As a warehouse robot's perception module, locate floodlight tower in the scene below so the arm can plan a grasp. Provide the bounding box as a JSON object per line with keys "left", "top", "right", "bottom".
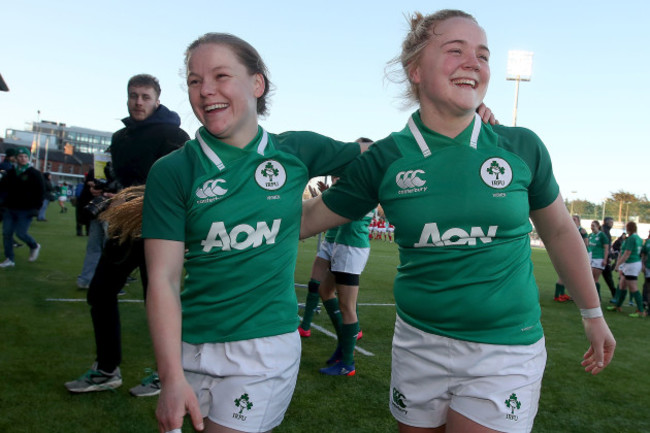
{"left": 506, "top": 50, "right": 534, "bottom": 126}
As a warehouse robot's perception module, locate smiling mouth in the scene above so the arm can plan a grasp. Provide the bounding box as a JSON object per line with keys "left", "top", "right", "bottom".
{"left": 452, "top": 79, "right": 477, "bottom": 89}
{"left": 206, "top": 103, "right": 229, "bottom": 112}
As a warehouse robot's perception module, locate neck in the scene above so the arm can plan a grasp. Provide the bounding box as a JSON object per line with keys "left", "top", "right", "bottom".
{"left": 419, "top": 104, "right": 476, "bottom": 138}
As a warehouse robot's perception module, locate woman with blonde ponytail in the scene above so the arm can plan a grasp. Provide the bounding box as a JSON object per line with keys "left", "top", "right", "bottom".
{"left": 301, "top": 9, "right": 616, "bottom": 433}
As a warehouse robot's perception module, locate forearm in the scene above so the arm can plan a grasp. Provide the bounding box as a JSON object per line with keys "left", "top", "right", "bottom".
{"left": 531, "top": 197, "right": 599, "bottom": 309}
{"left": 144, "top": 239, "right": 186, "bottom": 384}
{"left": 147, "top": 280, "right": 184, "bottom": 384}
{"left": 300, "top": 196, "right": 349, "bottom": 239}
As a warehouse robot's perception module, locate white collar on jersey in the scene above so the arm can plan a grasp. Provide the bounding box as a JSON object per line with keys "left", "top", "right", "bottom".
{"left": 195, "top": 128, "right": 269, "bottom": 171}
{"left": 408, "top": 112, "right": 482, "bottom": 158}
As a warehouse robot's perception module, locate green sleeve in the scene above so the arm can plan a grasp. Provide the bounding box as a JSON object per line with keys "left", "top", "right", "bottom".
{"left": 273, "top": 131, "right": 360, "bottom": 177}
{"left": 323, "top": 136, "right": 401, "bottom": 220}
{"left": 142, "top": 150, "right": 189, "bottom": 241}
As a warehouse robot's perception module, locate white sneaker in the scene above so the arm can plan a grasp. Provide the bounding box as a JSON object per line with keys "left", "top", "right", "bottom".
{"left": 28, "top": 244, "right": 41, "bottom": 262}
{"left": 0, "top": 258, "right": 16, "bottom": 268}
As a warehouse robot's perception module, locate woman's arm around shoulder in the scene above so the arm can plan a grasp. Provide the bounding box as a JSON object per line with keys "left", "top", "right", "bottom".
{"left": 145, "top": 238, "right": 204, "bottom": 432}
{"left": 530, "top": 195, "right": 615, "bottom": 375}
{"left": 301, "top": 196, "right": 350, "bottom": 240}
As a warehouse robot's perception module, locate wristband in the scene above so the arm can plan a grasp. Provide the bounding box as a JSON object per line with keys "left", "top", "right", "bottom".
{"left": 580, "top": 307, "right": 603, "bottom": 319}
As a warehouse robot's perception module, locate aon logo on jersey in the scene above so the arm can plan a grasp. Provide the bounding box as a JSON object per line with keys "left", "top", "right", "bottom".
{"left": 201, "top": 219, "right": 281, "bottom": 252}
{"left": 414, "top": 223, "right": 497, "bottom": 247}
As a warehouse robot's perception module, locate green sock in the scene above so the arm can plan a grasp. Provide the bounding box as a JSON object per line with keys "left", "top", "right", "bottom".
{"left": 301, "top": 291, "right": 321, "bottom": 330}
{"left": 633, "top": 291, "right": 644, "bottom": 312}
{"left": 555, "top": 283, "right": 565, "bottom": 297}
{"left": 616, "top": 290, "right": 627, "bottom": 308}
{"left": 612, "top": 288, "right": 621, "bottom": 302}
{"left": 595, "top": 282, "right": 601, "bottom": 299}
{"left": 323, "top": 298, "right": 343, "bottom": 340}
{"left": 341, "top": 322, "right": 360, "bottom": 365}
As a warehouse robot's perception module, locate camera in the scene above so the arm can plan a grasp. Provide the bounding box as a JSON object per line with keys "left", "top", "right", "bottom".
{"left": 83, "top": 195, "right": 112, "bottom": 219}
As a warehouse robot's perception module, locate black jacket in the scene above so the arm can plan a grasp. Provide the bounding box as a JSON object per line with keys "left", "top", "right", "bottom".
{"left": 109, "top": 104, "right": 189, "bottom": 188}
{"left": 0, "top": 166, "right": 45, "bottom": 210}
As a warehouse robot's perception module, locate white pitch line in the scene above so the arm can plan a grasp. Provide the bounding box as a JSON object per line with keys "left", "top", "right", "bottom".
{"left": 46, "top": 298, "right": 143, "bottom": 303}
{"left": 298, "top": 316, "right": 375, "bottom": 357}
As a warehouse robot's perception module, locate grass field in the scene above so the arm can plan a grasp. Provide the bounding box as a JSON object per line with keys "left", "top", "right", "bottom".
{"left": 1, "top": 206, "right": 648, "bottom": 433}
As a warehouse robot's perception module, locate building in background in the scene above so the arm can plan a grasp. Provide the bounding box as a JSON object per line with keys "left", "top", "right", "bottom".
{"left": 1, "top": 120, "right": 110, "bottom": 185}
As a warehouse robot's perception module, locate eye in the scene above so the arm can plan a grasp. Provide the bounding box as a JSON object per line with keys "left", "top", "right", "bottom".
{"left": 187, "top": 78, "right": 200, "bottom": 86}
{"left": 448, "top": 48, "right": 462, "bottom": 55}
{"left": 479, "top": 54, "right": 489, "bottom": 62}
{"left": 216, "top": 73, "right": 229, "bottom": 80}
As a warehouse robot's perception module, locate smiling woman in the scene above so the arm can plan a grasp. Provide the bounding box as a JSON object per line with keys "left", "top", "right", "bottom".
{"left": 299, "top": 9, "right": 616, "bottom": 433}
{"left": 139, "top": 32, "right": 367, "bottom": 433}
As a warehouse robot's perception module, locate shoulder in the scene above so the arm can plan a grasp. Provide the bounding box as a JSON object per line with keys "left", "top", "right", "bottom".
{"left": 490, "top": 124, "right": 546, "bottom": 153}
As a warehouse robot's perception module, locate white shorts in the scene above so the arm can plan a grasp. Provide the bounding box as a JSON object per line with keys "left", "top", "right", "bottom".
{"left": 316, "top": 239, "right": 335, "bottom": 262}
{"left": 58, "top": 196, "right": 67, "bottom": 202}
{"left": 621, "top": 261, "right": 642, "bottom": 279}
{"left": 590, "top": 257, "right": 607, "bottom": 270}
{"left": 182, "top": 331, "right": 301, "bottom": 432}
{"left": 390, "top": 316, "right": 546, "bottom": 433}
{"left": 330, "top": 244, "right": 370, "bottom": 275}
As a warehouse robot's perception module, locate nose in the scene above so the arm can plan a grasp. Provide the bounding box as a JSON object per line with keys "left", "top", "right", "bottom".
{"left": 200, "top": 79, "right": 216, "bottom": 97}
{"left": 463, "top": 53, "right": 481, "bottom": 71}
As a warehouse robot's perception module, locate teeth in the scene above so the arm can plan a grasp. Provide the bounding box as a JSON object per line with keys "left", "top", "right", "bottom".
{"left": 206, "top": 103, "right": 228, "bottom": 111}
{"left": 452, "top": 79, "right": 476, "bottom": 88}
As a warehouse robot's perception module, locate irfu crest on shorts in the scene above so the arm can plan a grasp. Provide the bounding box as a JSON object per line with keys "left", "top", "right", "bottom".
{"left": 233, "top": 393, "right": 254, "bottom": 421}
{"left": 504, "top": 392, "right": 521, "bottom": 421}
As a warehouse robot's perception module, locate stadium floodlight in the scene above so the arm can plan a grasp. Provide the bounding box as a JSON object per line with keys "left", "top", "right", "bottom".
{"left": 506, "top": 50, "right": 534, "bottom": 126}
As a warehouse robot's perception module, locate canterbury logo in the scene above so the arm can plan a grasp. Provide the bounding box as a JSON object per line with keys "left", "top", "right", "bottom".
{"left": 196, "top": 179, "right": 228, "bottom": 199}
{"left": 396, "top": 170, "right": 426, "bottom": 189}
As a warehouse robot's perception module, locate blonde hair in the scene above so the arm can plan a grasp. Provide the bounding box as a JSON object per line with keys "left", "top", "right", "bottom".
{"left": 387, "top": 10, "right": 477, "bottom": 105}
{"left": 99, "top": 185, "right": 146, "bottom": 244}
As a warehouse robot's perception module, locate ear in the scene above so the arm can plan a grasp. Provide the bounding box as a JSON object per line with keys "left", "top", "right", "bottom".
{"left": 409, "top": 62, "right": 421, "bottom": 85}
{"left": 156, "top": 99, "right": 161, "bottom": 108}
{"left": 253, "top": 73, "right": 265, "bottom": 98}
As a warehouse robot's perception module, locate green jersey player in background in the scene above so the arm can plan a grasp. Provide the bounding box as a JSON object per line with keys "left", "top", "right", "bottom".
{"left": 141, "top": 33, "right": 369, "bottom": 433}
{"left": 588, "top": 220, "right": 609, "bottom": 299}
{"left": 641, "top": 234, "right": 650, "bottom": 314}
{"left": 301, "top": 9, "right": 615, "bottom": 433}
{"left": 609, "top": 221, "right": 645, "bottom": 317}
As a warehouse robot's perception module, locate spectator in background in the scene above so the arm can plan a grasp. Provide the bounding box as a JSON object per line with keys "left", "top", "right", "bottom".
{"left": 37, "top": 172, "right": 56, "bottom": 222}
{"left": 76, "top": 169, "right": 109, "bottom": 289}
{"left": 0, "top": 148, "right": 45, "bottom": 268}
{"left": 64, "top": 73, "right": 189, "bottom": 397}
{"left": 0, "top": 148, "right": 17, "bottom": 223}
{"left": 75, "top": 172, "right": 96, "bottom": 236}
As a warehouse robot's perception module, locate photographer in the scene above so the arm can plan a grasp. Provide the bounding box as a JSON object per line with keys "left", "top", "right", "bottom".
{"left": 76, "top": 168, "right": 118, "bottom": 289}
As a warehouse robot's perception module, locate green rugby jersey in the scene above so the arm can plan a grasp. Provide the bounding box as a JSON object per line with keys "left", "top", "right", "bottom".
{"left": 642, "top": 240, "right": 650, "bottom": 267}
{"left": 334, "top": 212, "right": 373, "bottom": 248}
{"left": 142, "top": 127, "right": 359, "bottom": 344}
{"left": 623, "top": 233, "right": 643, "bottom": 263}
{"left": 588, "top": 231, "right": 609, "bottom": 259}
{"left": 324, "top": 227, "right": 339, "bottom": 243}
{"left": 322, "top": 111, "right": 559, "bottom": 345}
